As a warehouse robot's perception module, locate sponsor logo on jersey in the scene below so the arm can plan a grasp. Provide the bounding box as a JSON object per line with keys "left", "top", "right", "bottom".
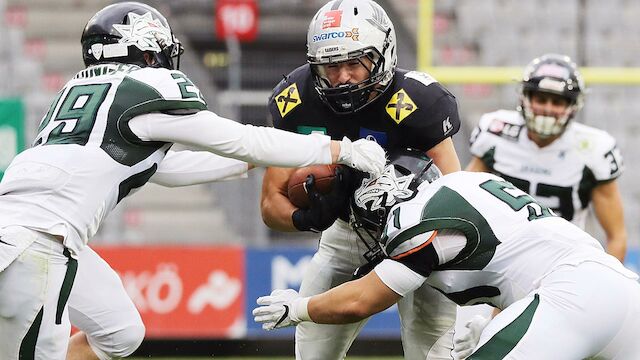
{"left": 359, "top": 128, "right": 388, "bottom": 146}
{"left": 442, "top": 116, "right": 453, "bottom": 135}
{"left": 385, "top": 89, "right": 418, "bottom": 124}
{"left": 488, "top": 119, "right": 521, "bottom": 140}
{"left": 296, "top": 126, "right": 327, "bottom": 135}
{"left": 322, "top": 10, "right": 343, "bottom": 29}
{"left": 275, "top": 83, "right": 302, "bottom": 118}
{"left": 312, "top": 28, "right": 359, "bottom": 42}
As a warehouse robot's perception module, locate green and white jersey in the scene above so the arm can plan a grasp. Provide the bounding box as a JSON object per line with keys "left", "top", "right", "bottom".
{"left": 469, "top": 110, "right": 623, "bottom": 229}
{"left": 0, "top": 64, "right": 207, "bottom": 255}
{"left": 375, "top": 171, "right": 635, "bottom": 310}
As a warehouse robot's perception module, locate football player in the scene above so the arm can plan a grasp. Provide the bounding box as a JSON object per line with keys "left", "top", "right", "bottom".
{"left": 254, "top": 150, "right": 640, "bottom": 359}
{"left": 260, "top": 0, "right": 461, "bottom": 358}
{"left": 0, "top": 2, "right": 387, "bottom": 359}
{"left": 467, "top": 54, "right": 627, "bottom": 261}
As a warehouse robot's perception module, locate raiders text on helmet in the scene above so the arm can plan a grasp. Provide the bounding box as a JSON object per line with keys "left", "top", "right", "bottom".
{"left": 307, "top": 0, "right": 397, "bottom": 114}
{"left": 81, "top": 2, "right": 183, "bottom": 70}
{"left": 519, "top": 54, "right": 585, "bottom": 138}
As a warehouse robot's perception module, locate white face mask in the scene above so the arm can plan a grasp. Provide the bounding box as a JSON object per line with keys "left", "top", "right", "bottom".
{"left": 521, "top": 96, "right": 575, "bottom": 139}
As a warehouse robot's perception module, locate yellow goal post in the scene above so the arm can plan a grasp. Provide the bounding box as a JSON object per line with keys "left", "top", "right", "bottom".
{"left": 417, "top": 0, "right": 640, "bottom": 85}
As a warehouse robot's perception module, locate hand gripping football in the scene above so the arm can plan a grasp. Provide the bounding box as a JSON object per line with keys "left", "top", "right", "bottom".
{"left": 287, "top": 165, "right": 340, "bottom": 209}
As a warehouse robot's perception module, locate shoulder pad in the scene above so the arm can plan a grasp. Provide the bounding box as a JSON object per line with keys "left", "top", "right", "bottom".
{"left": 269, "top": 65, "right": 311, "bottom": 121}
{"left": 570, "top": 124, "right": 623, "bottom": 180}
{"left": 479, "top": 110, "right": 523, "bottom": 141}
{"left": 380, "top": 202, "right": 436, "bottom": 259}
{"left": 127, "top": 68, "right": 207, "bottom": 106}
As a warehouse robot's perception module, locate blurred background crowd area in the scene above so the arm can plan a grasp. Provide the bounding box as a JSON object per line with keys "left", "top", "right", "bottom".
{"left": 0, "top": 0, "right": 639, "bottom": 250}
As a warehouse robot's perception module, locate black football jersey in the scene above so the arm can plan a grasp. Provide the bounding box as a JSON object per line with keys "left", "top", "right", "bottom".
{"left": 268, "top": 64, "right": 460, "bottom": 153}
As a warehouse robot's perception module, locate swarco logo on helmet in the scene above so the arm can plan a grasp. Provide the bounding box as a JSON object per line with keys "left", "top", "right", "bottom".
{"left": 307, "top": 0, "right": 397, "bottom": 114}
{"left": 312, "top": 28, "right": 360, "bottom": 43}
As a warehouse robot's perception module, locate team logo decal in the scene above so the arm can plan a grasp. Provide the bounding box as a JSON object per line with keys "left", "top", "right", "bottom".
{"left": 275, "top": 83, "right": 302, "bottom": 118}
{"left": 322, "top": 10, "right": 343, "bottom": 29}
{"left": 385, "top": 89, "right": 417, "bottom": 124}
{"left": 113, "top": 11, "right": 173, "bottom": 52}
{"left": 312, "top": 28, "right": 359, "bottom": 43}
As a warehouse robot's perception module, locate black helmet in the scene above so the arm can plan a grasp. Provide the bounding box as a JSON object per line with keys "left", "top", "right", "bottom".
{"left": 81, "top": 2, "right": 183, "bottom": 70}
{"left": 519, "top": 54, "right": 584, "bottom": 138}
{"left": 351, "top": 148, "right": 441, "bottom": 240}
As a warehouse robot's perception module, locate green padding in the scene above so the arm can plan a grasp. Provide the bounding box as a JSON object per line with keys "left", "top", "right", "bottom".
{"left": 0, "top": 98, "right": 25, "bottom": 181}
{"left": 470, "top": 293, "right": 540, "bottom": 359}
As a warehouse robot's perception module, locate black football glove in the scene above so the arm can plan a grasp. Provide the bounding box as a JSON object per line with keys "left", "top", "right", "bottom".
{"left": 292, "top": 166, "right": 352, "bottom": 232}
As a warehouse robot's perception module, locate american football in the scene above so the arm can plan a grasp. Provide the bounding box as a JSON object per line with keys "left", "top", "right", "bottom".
{"left": 287, "top": 164, "right": 341, "bottom": 208}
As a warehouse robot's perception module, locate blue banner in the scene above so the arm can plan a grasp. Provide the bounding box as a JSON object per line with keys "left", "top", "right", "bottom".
{"left": 245, "top": 247, "right": 401, "bottom": 338}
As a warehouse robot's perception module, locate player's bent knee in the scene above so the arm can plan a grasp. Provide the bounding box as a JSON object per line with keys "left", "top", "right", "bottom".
{"left": 88, "top": 322, "right": 146, "bottom": 360}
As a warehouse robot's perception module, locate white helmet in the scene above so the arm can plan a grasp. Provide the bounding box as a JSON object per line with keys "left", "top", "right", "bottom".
{"left": 307, "top": 0, "right": 397, "bottom": 114}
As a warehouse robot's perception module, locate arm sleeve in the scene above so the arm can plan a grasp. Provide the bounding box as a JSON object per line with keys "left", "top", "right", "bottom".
{"left": 149, "top": 150, "right": 249, "bottom": 187}
{"left": 374, "top": 259, "right": 427, "bottom": 297}
{"left": 128, "top": 111, "right": 333, "bottom": 168}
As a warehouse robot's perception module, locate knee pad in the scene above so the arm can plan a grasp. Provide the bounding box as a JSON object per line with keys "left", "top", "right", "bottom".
{"left": 87, "top": 322, "right": 146, "bottom": 360}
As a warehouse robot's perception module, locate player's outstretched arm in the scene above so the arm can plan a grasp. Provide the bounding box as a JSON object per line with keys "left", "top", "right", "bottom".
{"left": 150, "top": 150, "right": 253, "bottom": 187}
{"left": 253, "top": 270, "right": 401, "bottom": 330}
{"left": 592, "top": 180, "right": 627, "bottom": 262}
{"left": 127, "top": 111, "right": 385, "bottom": 173}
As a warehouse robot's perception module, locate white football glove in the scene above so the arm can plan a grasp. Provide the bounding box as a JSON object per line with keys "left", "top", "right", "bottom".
{"left": 452, "top": 315, "right": 491, "bottom": 360}
{"left": 337, "top": 137, "right": 386, "bottom": 176}
{"left": 252, "top": 289, "right": 310, "bottom": 330}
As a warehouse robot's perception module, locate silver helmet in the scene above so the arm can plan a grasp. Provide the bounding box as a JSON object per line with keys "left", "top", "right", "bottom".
{"left": 307, "top": 0, "right": 397, "bottom": 114}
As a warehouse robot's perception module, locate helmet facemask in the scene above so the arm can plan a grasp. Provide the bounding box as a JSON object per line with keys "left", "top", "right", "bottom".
{"left": 518, "top": 54, "right": 584, "bottom": 139}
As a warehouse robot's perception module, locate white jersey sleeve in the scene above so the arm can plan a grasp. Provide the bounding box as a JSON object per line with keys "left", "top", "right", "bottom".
{"left": 577, "top": 125, "right": 624, "bottom": 182}
{"left": 374, "top": 259, "right": 426, "bottom": 297}
{"left": 149, "top": 150, "right": 249, "bottom": 187}
{"left": 469, "top": 110, "right": 518, "bottom": 159}
{"left": 128, "top": 111, "right": 333, "bottom": 167}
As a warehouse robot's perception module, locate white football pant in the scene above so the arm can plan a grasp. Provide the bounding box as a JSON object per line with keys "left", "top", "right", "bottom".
{"left": 0, "top": 226, "right": 72, "bottom": 360}
{"left": 69, "top": 247, "right": 145, "bottom": 359}
{"left": 471, "top": 262, "right": 640, "bottom": 359}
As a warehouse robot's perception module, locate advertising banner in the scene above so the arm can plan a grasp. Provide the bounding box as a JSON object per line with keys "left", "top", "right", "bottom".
{"left": 245, "top": 247, "right": 401, "bottom": 338}
{"left": 96, "top": 246, "right": 246, "bottom": 338}
{"left": 0, "top": 98, "right": 25, "bottom": 181}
